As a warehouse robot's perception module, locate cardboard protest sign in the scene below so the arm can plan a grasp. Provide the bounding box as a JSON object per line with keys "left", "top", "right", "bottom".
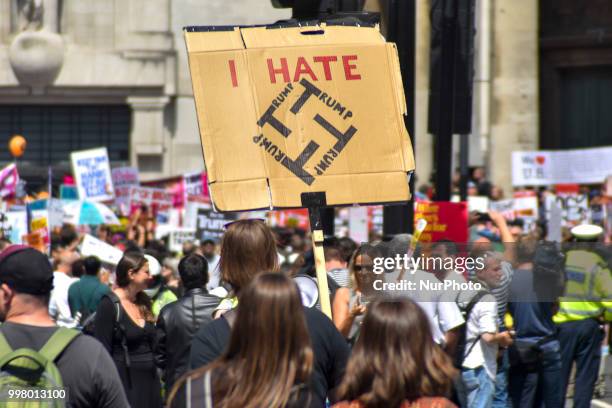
{"left": 195, "top": 208, "right": 238, "bottom": 241}
{"left": 184, "top": 25, "right": 415, "bottom": 211}
{"left": 71, "top": 147, "right": 114, "bottom": 202}
{"left": 128, "top": 186, "right": 173, "bottom": 216}
{"left": 112, "top": 167, "right": 140, "bottom": 215}
{"left": 414, "top": 201, "right": 468, "bottom": 243}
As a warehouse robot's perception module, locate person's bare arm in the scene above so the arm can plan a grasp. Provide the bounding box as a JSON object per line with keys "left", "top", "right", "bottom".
{"left": 444, "top": 326, "right": 461, "bottom": 357}
{"left": 482, "top": 330, "right": 513, "bottom": 347}
{"left": 489, "top": 210, "right": 515, "bottom": 264}
{"left": 332, "top": 288, "right": 364, "bottom": 338}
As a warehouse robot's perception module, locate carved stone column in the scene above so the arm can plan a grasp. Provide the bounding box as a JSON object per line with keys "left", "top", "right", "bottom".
{"left": 127, "top": 96, "right": 170, "bottom": 179}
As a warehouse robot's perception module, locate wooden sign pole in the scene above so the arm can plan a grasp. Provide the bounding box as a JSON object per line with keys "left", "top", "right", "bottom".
{"left": 303, "top": 192, "right": 332, "bottom": 318}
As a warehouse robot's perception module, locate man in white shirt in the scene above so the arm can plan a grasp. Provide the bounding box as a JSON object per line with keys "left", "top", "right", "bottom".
{"left": 460, "top": 253, "right": 513, "bottom": 408}
{"left": 200, "top": 238, "right": 221, "bottom": 291}
{"left": 384, "top": 235, "right": 465, "bottom": 350}
{"left": 49, "top": 230, "right": 80, "bottom": 328}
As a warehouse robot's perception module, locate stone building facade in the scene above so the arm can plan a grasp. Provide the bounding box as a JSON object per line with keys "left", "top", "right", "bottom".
{"left": 2, "top": 0, "right": 609, "bottom": 196}
{"left": 0, "top": 0, "right": 288, "bottom": 187}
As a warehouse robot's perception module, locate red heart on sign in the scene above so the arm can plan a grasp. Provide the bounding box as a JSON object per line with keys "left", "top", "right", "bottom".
{"left": 536, "top": 155, "right": 545, "bottom": 165}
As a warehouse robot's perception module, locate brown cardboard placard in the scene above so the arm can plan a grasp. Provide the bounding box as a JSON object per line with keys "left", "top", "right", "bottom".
{"left": 185, "top": 24, "right": 415, "bottom": 212}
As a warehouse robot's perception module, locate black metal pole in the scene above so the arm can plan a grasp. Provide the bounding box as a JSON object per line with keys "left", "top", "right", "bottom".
{"left": 433, "top": 0, "right": 457, "bottom": 202}
{"left": 383, "top": 0, "right": 416, "bottom": 240}
{"left": 459, "top": 133, "right": 469, "bottom": 201}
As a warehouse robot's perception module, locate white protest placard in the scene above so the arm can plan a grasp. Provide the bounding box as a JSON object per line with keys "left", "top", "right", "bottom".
{"left": 512, "top": 146, "right": 612, "bottom": 186}
{"left": 547, "top": 200, "right": 563, "bottom": 242}
{"left": 489, "top": 199, "right": 515, "bottom": 220}
{"left": 80, "top": 234, "right": 124, "bottom": 265}
{"left": 184, "top": 171, "right": 208, "bottom": 198}
{"left": 545, "top": 193, "right": 589, "bottom": 227}
{"left": 112, "top": 167, "right": 139, "bottom": 215}
{"left": 451, "top": 195, "right": 489, "bottom": 213}
{"left": 0, "top": 210, "right": 27, "bottom": 244}
{"left": 47, "top": 198, "right": 65, "bottom": 229}
{"left": 169, "top": 228, "right": 196, "bottom": 253}
{"left": 71, "top": 147, "right": 114, "bottom": 202}
{"left": 348, "top": 207, "right": 368, "bottom": 243}
{"left": 128, "top": 186, "right": 173, "bottom": 215}
{"left": 184, "top": 201, "right": 213, "bottom": 229}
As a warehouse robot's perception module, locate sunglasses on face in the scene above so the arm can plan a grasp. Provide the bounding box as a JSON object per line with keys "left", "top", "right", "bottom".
{"left": 353, "top": 264, "right": 374, "bottom": 273}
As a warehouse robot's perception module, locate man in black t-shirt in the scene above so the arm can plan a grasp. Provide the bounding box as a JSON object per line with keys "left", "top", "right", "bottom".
{"left": 0, "top": 245, "right": 129, "bottom": 408}
{"left": 189, "top": 305, "right": 349, "bottom": 407}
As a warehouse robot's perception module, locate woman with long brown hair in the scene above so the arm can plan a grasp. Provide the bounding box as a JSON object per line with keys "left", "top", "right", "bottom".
{"left": 94, "top": 251, "right": 162, "bottom": 408}
{"left": 170, "top": 273, "right": 314, "bottom": 408}
{"left": 213, "top": 218, "right": 279, "bottom": 314}
{"left": 189, "top": 219, "right": 349, "bottom": 407}
{"left": 334, "top": 299, "right": 457, "bottom": 408}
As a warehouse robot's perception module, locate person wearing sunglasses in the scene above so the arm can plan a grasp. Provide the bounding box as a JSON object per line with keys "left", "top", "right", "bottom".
{"left": 332, "top": 244, "right": 382, "bottom": 345}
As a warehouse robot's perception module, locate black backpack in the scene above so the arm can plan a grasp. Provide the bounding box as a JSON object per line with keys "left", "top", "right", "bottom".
{"left": 453, "top": 290, "right": 489, "bottom": 368}
{"left": 533, "top": 241, "right": 566, "bottom": 300}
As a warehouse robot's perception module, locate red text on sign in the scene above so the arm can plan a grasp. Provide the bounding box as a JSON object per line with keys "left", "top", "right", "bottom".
{"left": 266, "top": 55, "right": 361, "bottom": 83}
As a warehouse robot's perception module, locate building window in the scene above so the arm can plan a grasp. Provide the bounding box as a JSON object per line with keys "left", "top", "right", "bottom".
{"left": 0, "top": 104, "right": 130, "bottom": 165}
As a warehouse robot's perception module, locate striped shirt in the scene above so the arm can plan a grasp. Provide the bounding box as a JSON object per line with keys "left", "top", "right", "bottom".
{"left": 328, "top": 268, "right": 351, "bottom": 288}
{"left": 469, "top": 261, "right": 514, "bottom": 329}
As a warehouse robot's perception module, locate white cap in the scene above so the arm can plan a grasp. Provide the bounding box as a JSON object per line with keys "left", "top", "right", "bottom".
{"left": 144, "top": 254, "right": 161, "bottom": 276}
{"left": 570, "top": 224, "right": 604, "bottom": 240}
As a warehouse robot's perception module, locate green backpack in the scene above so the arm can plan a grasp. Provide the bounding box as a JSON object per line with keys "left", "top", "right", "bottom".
{"left": 0, "top": 328, "right": 79, "bottom": 408}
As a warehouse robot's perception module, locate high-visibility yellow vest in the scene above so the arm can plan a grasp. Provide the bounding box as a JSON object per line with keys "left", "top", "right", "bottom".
{"left": 152, "top": 289, "right": 178, "bottom": 317}
{"left": 554, "top": 249, "right": 612, "bottom": 324}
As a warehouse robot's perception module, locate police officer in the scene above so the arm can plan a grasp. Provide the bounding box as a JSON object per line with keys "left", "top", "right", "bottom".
{"left": 143, "top": 254, "right": 178, "bottom": 317}
{"left": 554, "top": 224, "right": 612, "bottom": 408}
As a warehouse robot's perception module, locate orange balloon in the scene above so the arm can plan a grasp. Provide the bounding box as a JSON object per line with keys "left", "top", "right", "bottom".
{"left": 9, "top": 135, "right": 26, "bottom": 158}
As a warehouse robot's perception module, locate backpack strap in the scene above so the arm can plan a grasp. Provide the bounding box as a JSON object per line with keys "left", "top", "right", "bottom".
{"left": 462, "top": 290, "right": 491, "bottom": 359}
{"left": 105, "top": 292, "right": 132, "bottom": 386}
{"left": 38, "top": 328, "right": 80, "bottom": 363}
{"left": 105, "top": 292, "right": 122, "bottom": 322}
{"left": 0, "top": 331, "right": 13, "bottom": 357}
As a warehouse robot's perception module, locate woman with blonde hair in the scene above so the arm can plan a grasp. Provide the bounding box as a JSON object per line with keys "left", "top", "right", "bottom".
{"left": 170, "top": 273, "right": 314, "bottom": 408}
{"left": 332, "top": 244, "right": 382, "bottom": 343}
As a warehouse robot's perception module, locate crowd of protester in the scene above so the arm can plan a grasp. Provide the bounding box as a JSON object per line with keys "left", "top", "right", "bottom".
{"left": 0, "top": 194, "right": 610, "bottom": 408}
